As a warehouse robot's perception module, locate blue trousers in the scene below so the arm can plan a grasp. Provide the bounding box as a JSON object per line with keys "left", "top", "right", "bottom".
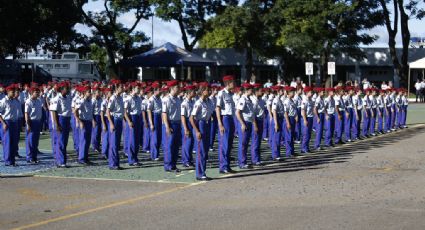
{"left": 335, "top": 111, "right": 345, "bottom": 143}
{"left": 54, "top": 116, "right": 70, "bottom": 165}
{"left": 209, "top": 112, "right": 218, "bottom": 149}
{"left": 362, "top": 110, "right": 371, "bottom": 136}
{"left": 91, "top": 115, "right": 101, "bottom": 152}
{"left": 2, "top": 120, "right": 18, "bottom": 165}
{"left": 237, "top": 121, "right": 252, "bottom": 167}
{"left": 395, "top": 108, "right": 402, "bottom": 128}
{"left": 181, "top": 118, "right": 194, "bottom": 165}
{"left": 195, "top": 120, "right": 210, "bottom": 178}
{"left": 108, "top": 117, "right": 123, "bottom": 168}
{"left": 78, "top": 120, "right": 92, "bottom": 163}
{"left": 262, "top": 112, "right": 269, "bottom": 140}
{"left": 345, "top": 108, "right": 354, "bottom": 140}
{"left": 150, "top": 113, "right": 162, "bottom": 160}
{"left": 163, "top": 122, "right": 181, "bottom": 171}
{"left": 352, "top": 110, "right": 362, "bottom": 138}
{"left": 123, "top": 120, "right": 129, "bottom": 155}
{"left": 401, "top": 105, "right": 408, "bottom": 126}
{"left": 370, "top": 108, "right": 377, "bottom": 134}
{"left": 385, "top": 107, "right": 392, "bottom": 131}
{"left": 314, "top": 113, "right": 325, "bottom": 149}
{"left": 251, "top": 119, "right": 263, "bottom": 164}
{"left": 301, "top": 117, "right": 313, "bottom": 152}
{"left": 284, "top": 116, "right": 296, "bottom": 156}
{"left": 128, "top": 115, "right": 141, "bottom": 164}
{"left": 26, "top": 120, "right": 41, "bottom": 162}
{"left": 268, "top": 116, "right": 273, "bottom": 148}
{"left": 101, "top": 117, "right": 109, "bottom": 158}
{"left": 218, "top": 115, "right": 234, "bottom": 171}
{"left": 142, "top": 124, "right": 150, "bottom": 152}
{"left": 325, "top": 114, "right": 335, "bottom": 146}
{"left": 71, "top": 115, "right": 79, "bottom": 153}
{"left": 294, "top": 108, "right": 302, "bottom": 142}
{"left": 390, "top": 105, "right": 396, "bottom": 129}
{"left": 271, "top": 117, "right": 284, "bottom": 159}
{"left": 377, "top": 108, "right": 384, "bottom": 132}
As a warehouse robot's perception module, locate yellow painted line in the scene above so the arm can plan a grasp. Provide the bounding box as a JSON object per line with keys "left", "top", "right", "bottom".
{"left": 33, "top": 175, "right": 193, "bottom": 185}
{"left": 11, "top": 182, "right": 202, "bottom": 230}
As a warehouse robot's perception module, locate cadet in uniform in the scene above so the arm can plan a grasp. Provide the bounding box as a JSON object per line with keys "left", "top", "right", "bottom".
{"left": 376, "top": 89, "right": 385, "bottom": 134}
{"left": 324, "top": 88, "right": 336, "bottom": 147}
{"left": 124, "top": 82, "right": 143, "bottom": 166}
{"left": 147, "top": 82, "right": 162, "bottom": 161}
{"left": 162, "top": 80, "right": 182, "bottom": 172}
{"left": 91, "top": 86, "right": 102, "bottom": 153}
{"left": 25, "top": 87, "right": 43, "bottom": 164}
{"left": 343, "top": 87, "right": 354, "bottom": 142}
{"left": 362, "top": 89, "right": 372, "bottom": 137}
{"left": 271, "top": 86, "right": 284, "bottom": 160}
{"left": 369, "top": 89, "right": 378, "bottom": 136}
{"left": 216, "top": 75, "right": 236, "bottom": 174}
{"left": 74, "top": 86, "right": 95, "bottom": 165}
{"left": 100, "top": 88, "right": 112, "bottom": 159}
{"left": 334, "top": 86, "right": 346, "bottom": 144}
{"left": 106, "top": 82, "right": 124, "bottom": 170}
{"left": 251, "top": 85, "right": 266, "bottom": 166}
{"left": 352, "top": 87, "right": 363, "bottom": 140}
{"left": 50, "top": 82, "right": 72, "bottom": 168}
{"left": 141, "top": 87, "right": 151, "bottom": 153}
{"left": 283, "top": 86, "right": 298, "bottom": 157}
{"left": 0, "top": 85, "right": 20, "bottom": 166}
{"left": 181, "top": 85, "right": 196, "bottom": 167}
{"left": 190, "top": 82, "right": 214, "bottom": 181}
{"left": 300, "top": 86, "right": 314, "bottom": 153}
{"left": 313, "top": 87, "right": 325, "bottom": 150}
{"left": 236, "top": 83, "right": 255, "bottom": 169}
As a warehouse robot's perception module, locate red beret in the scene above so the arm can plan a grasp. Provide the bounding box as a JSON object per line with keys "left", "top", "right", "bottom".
{"left": 252, "top": 83, "right": 262, "bottom": 89}
{"left": 241, "top": 83, "right": 253, "bottom": 89}
{"left": 197, "top": 82, "right": 210, "bottom": 88}
{"left": 325, "top": 88, "right": 335, "bottom": 92}
{"left": 166, "top": 80, "right": 179, "bottom": 87}
{"left": 103, "top": 88, "right": 112, "bottom": 92}
{"left": 303, "top": 86, "right": 313, "bottom": 92}
{"left": 184, "top": 85, "right": 197, "bottom": 90}
{"left": 285, "top": 86, "right": 296, "bottom": 91}
{"left": 151, "top": 82, "right": 160, "bottom": 89}
{"left": 335, "top": 86, "right": 344, "bottom": 91}
{"left": 5, "top": 85, "right": 16, "bottom": 91}
{"left": 160, "top": 86, "right": 169, "bottom": 92}
{"left": 222, "top": 75, "right": 234, "bottom": 82}
{"left": 29, "top": 87, "right": 40, "bottom": 92}
{"left": 144, "top": 87, "right": 152, "bottom": 93}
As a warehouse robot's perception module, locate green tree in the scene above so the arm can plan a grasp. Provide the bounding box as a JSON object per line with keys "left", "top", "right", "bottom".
{"left": 0, "top": 0, "right": 82, "bottom": 58}
{"left": 378, "top": 0, "right": 425, "bottom": 87}
{"left": 153, "top": 0, "right": 238, "bottom": 51}
{"left": 75, "top": 0, "right": 152, "bottom": 79}
{"left": 274, "top": 0, "right": 383, "bottom": 85}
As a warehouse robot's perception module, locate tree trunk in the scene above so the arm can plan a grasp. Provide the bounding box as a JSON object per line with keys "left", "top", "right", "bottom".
{"left": 245, "top": 45, "right": 253, "bottom": 83}
{"left": 398, "top": 0, "right": 410, "bottom": 86}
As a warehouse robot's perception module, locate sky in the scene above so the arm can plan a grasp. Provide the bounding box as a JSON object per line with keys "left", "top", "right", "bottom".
{"left": 74, "top": 1, "right": 425, "bottom": 49}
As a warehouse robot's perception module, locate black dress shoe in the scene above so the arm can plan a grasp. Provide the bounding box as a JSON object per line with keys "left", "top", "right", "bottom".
{"left": 219, "top": 170, "right": 229, "bottom": 174}
{"left": 182, "top": 163, "right": 191, "bottom": 168}
{"left": 16, "top": 155, "right": 24, "bottom": 159}
{"left": 129, "top": 162, "right": 142, "bottom": 167}
{"left": 174, "top": 168, "right": 181, "bottom": 173}
{"left": 109, "top": 166, "right": 122, "bottom": 170}
{"left": 57, "top": 164, "right": 67, "bottom": 168}
{"left": 27, "top": 160, "right": 39, "bottom": 164}
{"left": 196, "top": 176, "right": 211, "bottom": 181}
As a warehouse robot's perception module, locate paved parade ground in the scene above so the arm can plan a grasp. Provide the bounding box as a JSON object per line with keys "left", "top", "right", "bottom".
{"left": 1, "top": 104, "right": 425, "bottom": 229}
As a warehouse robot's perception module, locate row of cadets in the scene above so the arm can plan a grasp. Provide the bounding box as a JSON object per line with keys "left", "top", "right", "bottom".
{"left": 106, "top": 81, "right": 124, "bottom": 170}
{"left": 300, "top": 86, "right": 314, "bottom": 153}
{"left": 91, "top": 86, "right": 102, "bottom": 153}
{"left": 251, "top": 85, "right": 267, "bottom": 166}
{"left": 270, "top": 85, "right": 285, "bottom": 160}
{"left": 313, "top": 87, "right": 326, "bottom": 150}
{"left": 190, "top": 82, "right": 215, "bottom": 181}
{"left": 100, "top": 88, "right": 112, "bottom": 159}
{"left": 141, "top": 86, "right": 152, "bottom": 153}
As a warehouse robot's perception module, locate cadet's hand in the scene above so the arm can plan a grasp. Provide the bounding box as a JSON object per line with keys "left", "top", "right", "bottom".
{"left": 219, "top": 124, "right": 225, "bottom": 134}
{"left": 128, "top": 121, "right": 134, "bottom": 128}
{"left": 196, "top": 131, "right": 202, "bottom": 140}
{"left": 110, "top": 124, "right": 115, "bottom": 132}
{"left": 56, "top": 125, "right": 62, "bottom": 132}
{"left": 144, "top": 123, "right": 149, "bottom": 129}
{"left": 286, "top": 123, "right": 291, "bottom": 130}
{"left": 254, "top": 126, "right": 258, "bottom": 133}
{"left": 304, "top": 120, "right": 308, "bottom": 127}
{"left": 150, "top": 125, "right": 155, "bottom": 131}
{"left": 79, "top": 121, "right": 84, "bottom": 129}
{"left": 338, "top": 115, "right": 342, "bottom": 120}
{"left": 26, "top": 124, "right": 31, "bottom": 133}
{"left": 166, "top": 127, "right": 173, "bottom": 135}
{"left": 102, "top": 125, "right": 107, "bottom": 132}
{"left": 184, "top": 129, "right": 190, "bottom": 137}
{"left": 346, "top": 112, "right": 349, "bottom": 118}
{"left": 317, "top": 118, "right": 321, "bottom": 124}
{"left": 241, "top": 124, "right": 247, "bottom": 132}
{"left": 2, "top": 124, "right": 7, "bottom": 132}
{"left": 92, "top": 121, "right": 96, "bottom": 127}
{"left": 325, "top": 115, "right": 329, "bottom": 121}
{"left": 275, "top": 124, "right": 279, "bottom": 132}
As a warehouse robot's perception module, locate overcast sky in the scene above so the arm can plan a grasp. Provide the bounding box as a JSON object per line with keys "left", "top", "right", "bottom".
{"left": 74, "top": 1, "right": 425, "bottom": 49}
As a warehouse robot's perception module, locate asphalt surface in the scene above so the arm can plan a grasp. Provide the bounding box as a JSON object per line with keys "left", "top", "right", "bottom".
{"left": 2, "top": 124, "right": 425, "bottom": 230}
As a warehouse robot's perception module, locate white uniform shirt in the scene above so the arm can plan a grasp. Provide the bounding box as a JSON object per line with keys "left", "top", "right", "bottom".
{"left": 92, "top": 97, "right": 102, "bottom": 116}
{"left": 162, "top": 95, "right": 181, "bottom": 122}
{"left": 236, "top": 95, "right": 254, "bottom": 123}
{"left": 271, "top": 96, "right": 285, "bottom": 116}
{"left": 148, "top": 96, "right": 162, "bottom": 114}
{"left": 252, "top": 95, "right": 266, "bottom": 119}
{"left": 324, "top": 96, "right": 335, "bottom": 114}
{"left": 50, "top": 93, "right": 72, "bottom": 117}
{"left": 191, "top": 98, "right": 214, "bottom": 121}
{"left": 216, "top": 88, "right": 235, "bottom": 116}
{"left": 107, "top": 94, "right": 124, "bottom": 119}
{"left": 283, "top": 98, "right": 297, "bottom": 117}
{"left": 315, "top": 96, "right": 325, "bottom": 114}
{"left": 76, "top": 98, "right": 94, "bottom": 121}
{"left": 25, "top": 97, "right": 43, "bottom": 120}
{"left": 0, "top": 96, "right": 19, "bottom": 121}
{"left": 181, "top": 97, "right": 194, "bottom": 118}
{"left": 301, "top": 97, "right": 314, "bottom": 118}
{"left": 125, "top": 95, "right": 143, "bottom": 116}
{"left": 334, "top": 95, "right": 345, "bottom": 111}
